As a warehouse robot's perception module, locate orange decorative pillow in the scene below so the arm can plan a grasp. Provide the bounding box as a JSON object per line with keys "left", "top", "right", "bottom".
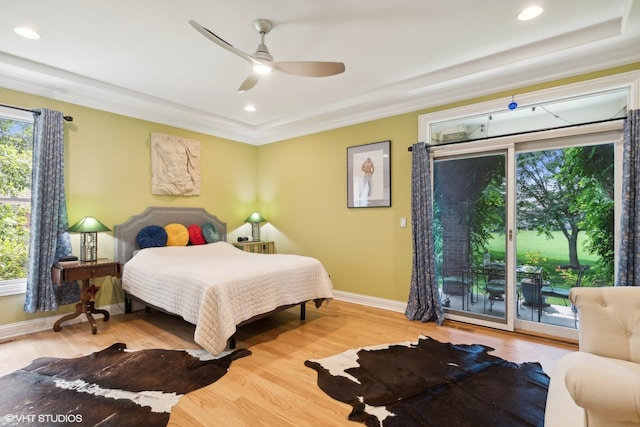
{"left": 188, "top": 224, "right": 206, "bottom": 245}
{"left": 164, "top": 223, "right": 189, "bottom": 246}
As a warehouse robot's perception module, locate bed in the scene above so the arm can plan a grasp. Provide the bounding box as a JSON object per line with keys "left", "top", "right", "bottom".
{"left": 114, "top": 207, "right": 334, "bottom": 355}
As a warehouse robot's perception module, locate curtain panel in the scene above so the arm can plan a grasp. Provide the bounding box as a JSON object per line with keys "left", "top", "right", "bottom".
{"left": 618, "top": 109, "right": 640, "bottom": 287}
{"left": 24, "top": 108, "right": 76, "bottom": 313}
{"left": 405, "top": 143, "right": 445, "bottom": 324}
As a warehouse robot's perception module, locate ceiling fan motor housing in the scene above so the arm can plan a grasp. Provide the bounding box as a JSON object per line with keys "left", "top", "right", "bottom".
{"left": 253, "top": 20, "right": 274, "bottom": 62}
{"left": 253, "top": 43, "right": 273, "bottom": 62}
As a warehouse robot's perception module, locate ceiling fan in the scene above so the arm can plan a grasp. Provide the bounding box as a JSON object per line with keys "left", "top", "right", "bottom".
{"left": 189, "top": 19, "right": 345, "bottom": 93}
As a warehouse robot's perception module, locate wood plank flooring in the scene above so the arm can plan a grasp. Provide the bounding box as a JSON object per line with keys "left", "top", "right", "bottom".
{"left": 0, "top": 300, "right": 577, "bottom": 426}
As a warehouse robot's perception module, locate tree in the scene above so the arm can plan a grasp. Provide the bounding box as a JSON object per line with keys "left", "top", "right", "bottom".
{"left": 562, "top": 145, "right": 615, "bottom": 284}
{"left": 0, "top": 118, "right": 32, "bottom": 280}
{"left": 516, "top": 150, "right": 583, "bottom": 267}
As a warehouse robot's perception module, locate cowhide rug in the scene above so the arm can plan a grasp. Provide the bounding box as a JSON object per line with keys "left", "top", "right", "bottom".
{"left": 0, "top": 343, "right": 250, "bottom": 427}
{"left": 305, "top": 336, "right": 549, "bottom": 427}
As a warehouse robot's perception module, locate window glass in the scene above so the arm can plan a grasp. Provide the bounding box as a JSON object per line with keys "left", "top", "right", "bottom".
{"left": 0, "top": 111, "right": 33, "bottom": 293}
{"left": 429, "top": 89, "right": 627, "bottom": 145}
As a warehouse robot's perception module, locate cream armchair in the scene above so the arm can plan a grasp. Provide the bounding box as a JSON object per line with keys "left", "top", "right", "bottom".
{"left": 545, "top": 286, "right": 640, "bottom": 427}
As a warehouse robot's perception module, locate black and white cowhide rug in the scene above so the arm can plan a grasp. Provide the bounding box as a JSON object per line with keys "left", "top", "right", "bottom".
{"left": 305, "top": 335, "right": 549, "bottom": 427}
{"left": 0, "top": 343, "right": 250, "bottom": 427}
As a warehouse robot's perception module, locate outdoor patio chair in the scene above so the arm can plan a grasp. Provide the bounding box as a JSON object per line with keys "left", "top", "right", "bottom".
{"left": 483, "top": 263, "right": 505, "bottom": 312}
{"left": 441, "top": 265, "right": 473, "bottom": 310}
{"left": 539, "top": 265, "right": 587, "bottom": 326}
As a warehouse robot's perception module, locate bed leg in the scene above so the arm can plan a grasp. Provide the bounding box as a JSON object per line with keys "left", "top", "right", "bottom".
{"left": 300, "top": 302, "right": 306, "bottom": 321}
{"left": 125, "top": 297, "right": 132, "bottom": 314}
{"left": 228, "top": 334, "right": 236, "bottom": 349}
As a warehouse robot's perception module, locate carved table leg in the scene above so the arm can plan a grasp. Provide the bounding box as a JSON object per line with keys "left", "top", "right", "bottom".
{"left": 86, "top": 300, "right": 110, "bottom": 328}
{"left": 53, "top": 280, "right": 110, "bottom": 333}
{"left": 85, "top": 307, "right": 97, "bottom": 335}
{"left": 53, "top": 302, "right": 83, "bottom": 332}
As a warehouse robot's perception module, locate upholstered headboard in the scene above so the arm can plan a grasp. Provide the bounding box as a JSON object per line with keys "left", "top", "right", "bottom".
{"left": 113, "top": 207, "right": 227, "bottom": 264}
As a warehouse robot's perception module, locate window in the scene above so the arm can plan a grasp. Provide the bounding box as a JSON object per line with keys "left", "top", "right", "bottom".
{"left": 428, "top": 89, "right": 627, "bottom": 145}
{"left": 0, "top": 108, "right": 33, "bottom": 296}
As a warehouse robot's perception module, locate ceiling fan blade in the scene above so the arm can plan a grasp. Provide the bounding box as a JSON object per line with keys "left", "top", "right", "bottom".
{"left": 271, "top": 61, "right": 345, "bottom": 77}
{"left": 188, "top": 20, "right": 256, "bottom": 65}
{"left": 238, "top": 73, "right": 260, "bottom": 93}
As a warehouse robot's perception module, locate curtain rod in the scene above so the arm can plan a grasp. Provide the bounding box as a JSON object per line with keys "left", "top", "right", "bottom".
{"left": 407, "top": 116, "right": 625, "bottom": 151}
{"left": 0, "top": 103, "right": 73, "bottom": 122}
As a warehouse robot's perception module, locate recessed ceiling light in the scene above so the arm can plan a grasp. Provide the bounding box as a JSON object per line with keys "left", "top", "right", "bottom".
{"left": 14, "top": 27, "right": 40, "bottom": 40}
{"left": 244, "top": 104, "right": 256, "bottom": 112}
{"left": 518, "top": 6, "right": 543, "bottom": 21}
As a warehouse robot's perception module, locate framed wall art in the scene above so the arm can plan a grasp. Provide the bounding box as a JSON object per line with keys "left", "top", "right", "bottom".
{"left": 347, "top": 140, "right": 391, "bottom": 208}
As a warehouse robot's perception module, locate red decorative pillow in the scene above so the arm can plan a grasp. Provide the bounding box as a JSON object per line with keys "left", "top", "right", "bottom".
{"left": 188, "top": 224, "right": 206, "bottom": 245}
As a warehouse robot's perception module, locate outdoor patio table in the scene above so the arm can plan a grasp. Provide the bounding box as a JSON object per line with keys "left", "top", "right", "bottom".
{"left": 470, "top": 264, "right": 543, "bottom": 318}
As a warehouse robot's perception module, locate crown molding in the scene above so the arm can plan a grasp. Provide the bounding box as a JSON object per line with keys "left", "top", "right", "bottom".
{"left": 0, "top": 29, "right": 638, "bottom": 146}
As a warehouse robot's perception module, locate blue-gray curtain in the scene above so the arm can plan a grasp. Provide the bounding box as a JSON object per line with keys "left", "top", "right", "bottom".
{"left": 405, "top": 142, "right": 445, "bottom": 324}
{"left": 24, "top": 108, "right": 76, "bottom": 313}
{"left": 618, "top": 109, "right": 640, "bottom": 287}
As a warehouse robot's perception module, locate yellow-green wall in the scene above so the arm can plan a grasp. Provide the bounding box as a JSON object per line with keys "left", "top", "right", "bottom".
{"left": 0, "top": 87, "right": 258, "bottom": 325}
{"left": 1, "top": 62, "right": 639, "bottom": 327}
{"left": 257, "top": 114, "right": 417, "bottom": 301}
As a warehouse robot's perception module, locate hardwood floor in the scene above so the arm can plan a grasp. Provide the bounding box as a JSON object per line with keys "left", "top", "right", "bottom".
{"left": 0, "top": 300, "right": 577, "bottom": 426}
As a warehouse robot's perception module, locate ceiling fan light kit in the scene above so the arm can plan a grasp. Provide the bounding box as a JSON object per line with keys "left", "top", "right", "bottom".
{"left": 253, "top": 64, "right": 272, "bottom": 75}
{"left": 189, "top": 19, "right": 345, "bottom": 93}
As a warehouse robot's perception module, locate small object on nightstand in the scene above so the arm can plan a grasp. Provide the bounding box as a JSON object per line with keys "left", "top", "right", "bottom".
{"left": 51, "top": 259, "right": 122, "bottom": 334}
{"left": 233, "top": 241, "right": 275, "bottom": 254}
{"left": 57, "top": 255, "right": 79, "bottom": 266}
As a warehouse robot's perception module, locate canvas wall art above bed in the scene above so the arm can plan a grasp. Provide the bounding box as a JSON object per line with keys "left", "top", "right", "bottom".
{"left": 114, "top": 207, "right": 334, "bottom": 355}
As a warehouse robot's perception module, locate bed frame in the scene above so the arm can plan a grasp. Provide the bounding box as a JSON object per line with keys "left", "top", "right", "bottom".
{"left": 114, "top": 206, "right": 228, "bottom": 313}
{"left": 113, "top": 206, "right": 309, "bottom": 349}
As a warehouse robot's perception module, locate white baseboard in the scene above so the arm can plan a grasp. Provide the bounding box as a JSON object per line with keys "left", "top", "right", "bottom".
{"left": 0, "top": 303, "right": 124, "bottom": 342}
{"left": 332, "top": 290, "right": 407, "bottom": 313}
{"left": 0, "top": 292, "right": 406, "bottom": 342}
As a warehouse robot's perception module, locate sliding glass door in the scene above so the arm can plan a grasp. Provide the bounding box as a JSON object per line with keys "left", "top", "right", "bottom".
{"left": 514, "top": 141, "right": 615, "bottom": 334}
{"left": 433, "top": 151, "right": 512, "bottom": 328}
{"left": 431, "top": 125, "right": 621, "bottom": 338}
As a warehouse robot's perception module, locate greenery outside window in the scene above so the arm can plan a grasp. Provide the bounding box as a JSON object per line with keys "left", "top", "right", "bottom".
{"left": 0, "top": 109, "right": 33, "bottom": 296}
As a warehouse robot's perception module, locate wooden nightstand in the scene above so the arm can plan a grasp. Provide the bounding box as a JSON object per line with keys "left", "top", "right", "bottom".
{"left": 233, "top": 241, "right": 275, "bottom": 254}
{"left": 51, "top": 259, "right": 122, "bottom": 334}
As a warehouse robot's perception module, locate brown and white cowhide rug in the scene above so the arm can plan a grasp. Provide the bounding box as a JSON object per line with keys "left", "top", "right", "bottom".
{"left": 0, "top": 343, "right": 250, "bottom": 427}
{"left": 305, "top": 336, "right": 549, "bottom": 427}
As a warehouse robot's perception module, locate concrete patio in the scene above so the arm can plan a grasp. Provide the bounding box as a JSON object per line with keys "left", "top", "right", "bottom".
{"left": 441, "top": 287, "right": 577, "bottom": 329}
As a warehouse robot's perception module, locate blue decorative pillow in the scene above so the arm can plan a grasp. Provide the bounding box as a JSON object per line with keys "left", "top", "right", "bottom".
{"left": 201, "top": 222, "right": 220, "bottom": 243}
{"left": 136, "top": 225, "right": 168, "bottom": 249}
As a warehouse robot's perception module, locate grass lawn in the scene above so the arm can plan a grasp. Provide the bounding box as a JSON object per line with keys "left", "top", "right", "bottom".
{"left": 486, "top": 230, "right": 599, "bottom": 302}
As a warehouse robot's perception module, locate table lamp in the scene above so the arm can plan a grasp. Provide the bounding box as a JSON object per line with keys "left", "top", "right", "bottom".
{"left": 244, "top": 212, "right": 267, "bottom": 242}
{"left": 68, "top": 216, "right": 111, "bottom": 261}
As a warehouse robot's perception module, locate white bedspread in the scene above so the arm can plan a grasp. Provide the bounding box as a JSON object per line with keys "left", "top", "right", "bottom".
{"left": 122, "top": 242, "right": 334, "bottom": 354}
